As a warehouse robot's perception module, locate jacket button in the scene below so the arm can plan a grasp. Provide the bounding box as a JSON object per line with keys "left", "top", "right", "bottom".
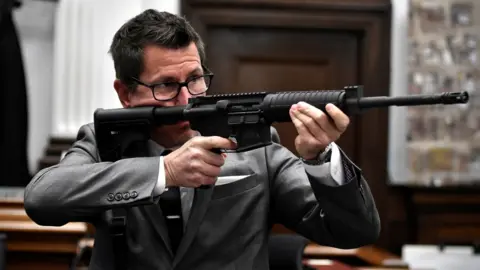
{"left": 131, "top": 191, "right": 138, "bottom": 198}
{"left": 107, "top": 193, "right": 115, "bottom": 202}
{"left": 123, "top": 192, "right": 130, "bottom": 200}
{"left": 115, "top": 193, "right": 123, "bottom": 201}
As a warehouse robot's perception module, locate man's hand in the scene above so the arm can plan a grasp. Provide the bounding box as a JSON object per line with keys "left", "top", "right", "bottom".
{"left": 289, "top": 102, "right": 350, "bottom": 160}
{"left": 164, "top": 136, "right": 237, "bottom": 188}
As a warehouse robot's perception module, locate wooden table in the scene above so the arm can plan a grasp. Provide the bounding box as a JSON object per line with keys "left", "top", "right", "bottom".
{"left": 0, "top": 198, "right": 89, "bottom": 270}
{"left": 304, "top": 244, "right": 409, "bottom": 269}
{"left": 304, "top": 259, "right": 356, "bottom": 269}
{"left": 304, "top": 259, "right": 410, "bottom": 270}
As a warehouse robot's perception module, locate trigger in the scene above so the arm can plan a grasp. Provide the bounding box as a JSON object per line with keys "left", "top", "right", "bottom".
{"left": 211, "top": 148, "right": 223, "bottom": 154}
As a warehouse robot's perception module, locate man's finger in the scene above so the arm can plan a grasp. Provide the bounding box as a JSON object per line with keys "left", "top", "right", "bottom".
{"left": 197, "top": 161, "right": 222, "bottom": 177}
{"left": 191, "top": 173, "right": 217, "bottom": 187}
{"left": 325, "top": 103, "right": 350, "bottom": 132}
{"left": 291, "top": 107, "right": 328, "bottom": 140}
{"left": 295, "top": 102, "right": 338, "bottom": 138}
{"left": 199, "top": 175, "right": 218, "bottom": 187}
{"left": 290, "top": 107, "right": 313, "bottom": 137}
{"left": 201, "top": 148, "right": 226, "bottom": 167}
{"left": 198, "top": 136, "right": 237, "bottom": 150}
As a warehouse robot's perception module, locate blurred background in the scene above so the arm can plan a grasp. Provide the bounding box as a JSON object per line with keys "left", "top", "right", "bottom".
{"left": 0, "top": 0, "right": 479, "bottom": 269}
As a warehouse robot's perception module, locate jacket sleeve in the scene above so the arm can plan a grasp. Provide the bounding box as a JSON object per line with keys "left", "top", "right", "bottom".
{"left": 267, "top": 128, "right": 380, "bottom": 249}
{"left": 24, "top": 124, "right": 160, "bottom": 226}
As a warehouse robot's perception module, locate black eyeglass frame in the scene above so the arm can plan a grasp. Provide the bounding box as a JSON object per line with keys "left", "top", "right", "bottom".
{"left": 130, "top": 65, "right": 214, "bottom": 102}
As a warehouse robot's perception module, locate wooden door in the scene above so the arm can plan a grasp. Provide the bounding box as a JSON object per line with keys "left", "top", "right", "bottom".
{"left": 206, "top": 28, "right": 358, "bottom": 158}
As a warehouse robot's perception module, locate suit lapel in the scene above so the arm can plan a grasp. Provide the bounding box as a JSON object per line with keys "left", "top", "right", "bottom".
{"left": 141, "top": 140, "right": 174, "bottom": 257}
{"left": 173, "top": 185, "right": 214, "bottom": 266}
{"left": 142, "top": 204, "right": 174, "bottom": 257}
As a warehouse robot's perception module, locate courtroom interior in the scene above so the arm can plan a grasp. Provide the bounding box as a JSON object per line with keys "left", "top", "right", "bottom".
{"left": 1, "top": 0, "right": 479, "bottom": 269}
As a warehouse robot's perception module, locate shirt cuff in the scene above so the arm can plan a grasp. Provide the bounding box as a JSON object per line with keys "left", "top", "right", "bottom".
{"left": 152, "top": 156, "right": 167, "bottom": 196}
{"left": 329, "top": 143, "right": 345, "bottom": 185}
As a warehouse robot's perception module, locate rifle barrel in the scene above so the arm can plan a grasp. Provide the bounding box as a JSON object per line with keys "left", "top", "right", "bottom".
{"left": 357, "top": 91, "right": 469, "bottom": 109}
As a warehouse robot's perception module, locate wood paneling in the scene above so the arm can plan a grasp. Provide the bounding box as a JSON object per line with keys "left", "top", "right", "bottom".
{"left": 205, "top": 27, "right": 359, "bottom": 158}
{"left": 406, "top": 187, "right": 480, "bottom": 246}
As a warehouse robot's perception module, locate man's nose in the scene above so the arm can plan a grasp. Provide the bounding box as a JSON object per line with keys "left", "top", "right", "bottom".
{"left": 176, "top": 86, "right": 192, "bottom": 105}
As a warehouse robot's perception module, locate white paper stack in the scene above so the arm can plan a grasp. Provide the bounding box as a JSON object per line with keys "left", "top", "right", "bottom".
{"left": 402, "top": 244, "right": 480, "bottom": 270}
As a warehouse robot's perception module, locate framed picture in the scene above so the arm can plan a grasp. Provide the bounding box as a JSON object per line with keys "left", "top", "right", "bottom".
{"left": 416, "top": 0, "right": 446, "bottom": 33}
{"left": 408, "top": 71, "right": 423, "bottom": 94}
{"left": 408, "top": 147, "right": 426, "bottom": 174}
{"left": 422, "top": 71, "right": 440, "bottom": 94}
{"left": 456, "top": 149, "right": 470, "bottom": 172}
{"left": 451, "top": 2, "right": 474, "bottom": 27}
{"left": 446, "top": 33, "right": 477, "bottom": 65}
{"left": 408, "top": 40, "right": 421, "bottom": 66}
{"left": 407, "top": 116, "right": 426, "bottom": 141}
{"left": 426, "top": 146, "right": 454, "bottom": 172}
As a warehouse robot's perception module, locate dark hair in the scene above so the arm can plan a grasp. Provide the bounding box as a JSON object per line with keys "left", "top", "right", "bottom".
{"left": 109, "top": 9, "right": 206, "bottom": 91}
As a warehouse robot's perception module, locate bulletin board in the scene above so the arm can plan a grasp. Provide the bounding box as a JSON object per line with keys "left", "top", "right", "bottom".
{"left": 407, "top": 0, "right": 480, "bottom": 186}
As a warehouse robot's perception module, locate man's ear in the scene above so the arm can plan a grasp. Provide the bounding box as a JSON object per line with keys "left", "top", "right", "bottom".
{"left": 114, "top": 79, "right": 131, "bottom": 108}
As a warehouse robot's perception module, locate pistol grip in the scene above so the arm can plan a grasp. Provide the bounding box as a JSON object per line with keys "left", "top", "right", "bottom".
{"left": 198, "top": 148, "right": 223, "bottom": 189}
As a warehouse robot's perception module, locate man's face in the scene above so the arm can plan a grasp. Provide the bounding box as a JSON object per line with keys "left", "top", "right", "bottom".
{"left": 114, "top": 42, "right": 205, "bottom": 148}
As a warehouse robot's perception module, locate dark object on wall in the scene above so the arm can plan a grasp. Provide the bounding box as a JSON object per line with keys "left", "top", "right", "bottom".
{"left": 0, "top": 6, "right": 31, "bottom": 186}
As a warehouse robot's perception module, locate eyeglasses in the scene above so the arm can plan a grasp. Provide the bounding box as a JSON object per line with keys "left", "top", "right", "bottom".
{"left": 131, "top": 71, "right": 214, "bottom": 102}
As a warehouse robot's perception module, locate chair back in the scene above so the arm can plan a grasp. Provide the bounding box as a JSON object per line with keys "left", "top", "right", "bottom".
{"left": 0, "top": 233, "right": 7, "bottom": 270}
{"left": 268, "top": 234, "right": 309, "bottom": 270}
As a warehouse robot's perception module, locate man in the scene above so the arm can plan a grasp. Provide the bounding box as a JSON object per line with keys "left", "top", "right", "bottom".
{"left": 24, "top": 9, "right": 380, "bottom": 270}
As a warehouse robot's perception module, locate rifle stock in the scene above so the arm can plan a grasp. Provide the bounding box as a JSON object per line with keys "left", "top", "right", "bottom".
{"left": 93, "top": 85, "right": 469, "bottom": 162}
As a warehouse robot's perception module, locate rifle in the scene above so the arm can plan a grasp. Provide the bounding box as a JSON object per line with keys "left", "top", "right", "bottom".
{"left": 93, "top": 85, "right": 469, "bottom": 162}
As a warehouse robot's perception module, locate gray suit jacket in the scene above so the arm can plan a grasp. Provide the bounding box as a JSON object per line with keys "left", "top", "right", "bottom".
{"left": 24, "top": 123, "right": 380, "bottom": 270}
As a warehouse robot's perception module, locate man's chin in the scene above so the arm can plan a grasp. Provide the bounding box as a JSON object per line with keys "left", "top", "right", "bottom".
{"left": 175, "top": 122, "right": 197, "bottom": 136}
{"left": 176, "top": 121, "right": 191, "bottom": 130}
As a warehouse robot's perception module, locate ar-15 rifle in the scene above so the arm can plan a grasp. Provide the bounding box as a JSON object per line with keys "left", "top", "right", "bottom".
{"left": 93, "top": 85, "right": 469, "bottom": 162}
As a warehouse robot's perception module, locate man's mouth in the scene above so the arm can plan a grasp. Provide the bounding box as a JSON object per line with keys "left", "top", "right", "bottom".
{"left": 176, "top": 121, "right": 190, "bottom": 129}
